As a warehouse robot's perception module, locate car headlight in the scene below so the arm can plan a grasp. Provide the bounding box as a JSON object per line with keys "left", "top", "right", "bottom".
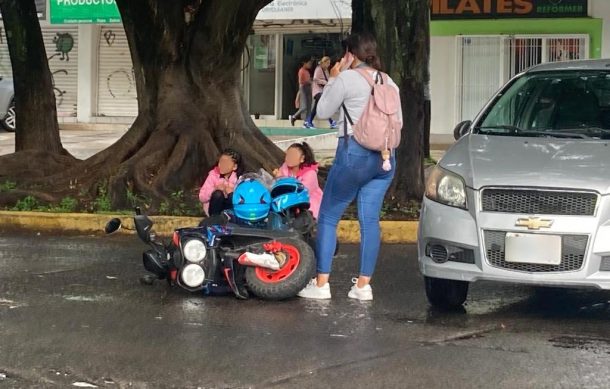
{"left": 425, "top": 166, "right": 468, "bottom": 209}
{"left": 181, "top": 264, "right": 205, "bottom": 288}
{"left": 183, "top": 239, "right": 207, "bottom": 263}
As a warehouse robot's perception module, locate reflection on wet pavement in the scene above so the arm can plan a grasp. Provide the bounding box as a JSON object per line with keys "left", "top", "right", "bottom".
{"left": 0, "top": 233, "right": 609, "bottom": 387}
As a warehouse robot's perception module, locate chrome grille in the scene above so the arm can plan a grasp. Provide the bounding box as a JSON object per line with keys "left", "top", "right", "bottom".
{"left": 484, "top": 230, "right": 587, "bottom": 272}
{"left": 481, "top": 189, "right": 597, "bottom": 216}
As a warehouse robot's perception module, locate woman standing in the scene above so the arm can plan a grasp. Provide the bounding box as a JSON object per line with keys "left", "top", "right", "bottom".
{"left": 306, "top": 56, "right": 337, "bottom": 129}
{"left": 297, "top": 33, "right": 402, "bottom": 301}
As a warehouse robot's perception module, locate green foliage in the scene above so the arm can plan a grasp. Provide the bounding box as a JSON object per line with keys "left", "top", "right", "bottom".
{"left": 93, "top": 184, "right": 112, "bottom": 213}
{"left": 0, "top": 181, "right": 16, "bottom": 192}
{"left": 12, "top": 196, "right": 39, "bottom": 211}
{"left": 126, "top": 189, "right": 149, "bottom": 209}
{"left": 158, "top": 190, "right": 200, "bottom": 216}
{"left": 54, "top": 197, "right": 78, "bottom": 212}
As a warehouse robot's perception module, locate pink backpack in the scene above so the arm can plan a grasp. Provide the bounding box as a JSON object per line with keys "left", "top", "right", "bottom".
{"left": 343, "top": 68, "right": 402, "bottom": 151}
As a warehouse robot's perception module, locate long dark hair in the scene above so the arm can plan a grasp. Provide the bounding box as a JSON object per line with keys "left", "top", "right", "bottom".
{"left": 219, "top": 148, "right": 243, "bottom": 177}
{"left": 289, "top": 142, "right": 316, "bottom": 168}
{"left": 342, "top": 32, "right": 381, "bottom": 70}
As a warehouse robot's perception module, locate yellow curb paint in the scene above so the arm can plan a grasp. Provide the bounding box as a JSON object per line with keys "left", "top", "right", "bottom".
{"left": 0, "top": 211, "right": 418, "bottom": 244}
{"left": 337, "top": 220, "right": 418, "bottom": 244}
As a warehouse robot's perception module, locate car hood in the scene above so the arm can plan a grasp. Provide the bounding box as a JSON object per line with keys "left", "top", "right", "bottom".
{"left": 440, "top": 134, "right": 610, "bottom": 194}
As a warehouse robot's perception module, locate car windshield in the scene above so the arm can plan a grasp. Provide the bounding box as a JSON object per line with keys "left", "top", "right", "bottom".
{"left": 475, "top": 70, "right": 610, "bottom": 139}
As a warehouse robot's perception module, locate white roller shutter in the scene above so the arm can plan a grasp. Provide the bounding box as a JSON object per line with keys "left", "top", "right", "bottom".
{"left": 97, "top": 26, "right": 138, "bottom": 117}
{"left": 43, "top": 26, "right": 78, "bottom": 117}
{"left": 0, "top": 26, "right": 78, "bottom": 118}
{"left": 0, "top": 29, "right": 11, "bottom": 80}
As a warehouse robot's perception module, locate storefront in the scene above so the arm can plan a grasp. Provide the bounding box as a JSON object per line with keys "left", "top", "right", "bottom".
{"left": 430, "top": 0, "right": 603, "bottom": 134}
{"left": 0, "top": 0, "right": 80, "bottom": 119}
{"left": 243, "top": 0, "right": 350, "bottom": 120}
{"left": 1, "top": 0, "right": 610, "bottom": 134}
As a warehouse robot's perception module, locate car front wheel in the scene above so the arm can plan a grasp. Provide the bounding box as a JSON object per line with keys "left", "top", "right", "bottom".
{"left": 1, "top": 100, "right": 15, "bottom": 132}
{"left": 424, "top": 276, "right": 469, "bottom": 309}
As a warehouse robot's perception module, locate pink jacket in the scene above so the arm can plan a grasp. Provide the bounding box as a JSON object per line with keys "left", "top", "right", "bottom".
{"left": 278, "top": 163, "right": 323, "bottom": 219}
{"left": 312, "top": 66, "right": 329, "bottom": 97}
{"left": 198, "top": 167, "right": 238, "bottom": 215}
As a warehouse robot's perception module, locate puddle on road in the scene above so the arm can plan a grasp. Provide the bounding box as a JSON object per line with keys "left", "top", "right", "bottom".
{"left": 0, "top": 298, "right": 26, "bottom": 309}
{"left": 550, "top": 335, "right": 610, "bottom": 354}
{"left": 72, "top": 382, "right": 98, "bottom": 388}
{"left": 63, "top": 294, "right": 113, "bottom": 302}
{"left": 462, "top": 295, "right": 529, "bottom": 315}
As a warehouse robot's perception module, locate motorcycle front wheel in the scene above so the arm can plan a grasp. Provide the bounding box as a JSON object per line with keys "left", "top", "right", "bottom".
{"left": 245, "top": 238, "right": 315, "bottom": 300}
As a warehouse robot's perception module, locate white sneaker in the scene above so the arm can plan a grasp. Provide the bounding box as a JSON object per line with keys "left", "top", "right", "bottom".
{"left": 348, "top": 278, "right": 373, "bottom": 301}
{"left": 297, "top": 278, "right": 331, "bottom": 299}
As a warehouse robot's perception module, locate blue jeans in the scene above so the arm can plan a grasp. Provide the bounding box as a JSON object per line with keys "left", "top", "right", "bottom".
{"left": 316, "top": 137, "right": 395, "bottom": 277}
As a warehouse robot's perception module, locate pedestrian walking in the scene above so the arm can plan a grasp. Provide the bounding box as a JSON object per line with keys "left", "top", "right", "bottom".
{"left": 289, "top": 58, "right": 314, "bottom": 128}
{"left": 306, "top": 56, "right": 337, "bottom": 129}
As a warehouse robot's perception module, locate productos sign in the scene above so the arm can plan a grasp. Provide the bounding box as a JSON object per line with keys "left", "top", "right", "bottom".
{"left": 50, "top": 0, "right": 121, "bottom": 24}
{"left": 431, "top": 0, "right": 588, "bottom": 19}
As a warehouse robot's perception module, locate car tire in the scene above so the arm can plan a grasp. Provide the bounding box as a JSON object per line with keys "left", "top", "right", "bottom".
{"left": 424, "top": 276, "right": 469, "bottom": 309}
{"left": 1, "top": 100, "right": 15, "bottom": 132}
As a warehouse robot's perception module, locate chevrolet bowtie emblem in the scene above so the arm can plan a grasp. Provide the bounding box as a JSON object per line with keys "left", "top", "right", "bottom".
{"left": 515, "top": 217, "right": 554, "bottom": 230}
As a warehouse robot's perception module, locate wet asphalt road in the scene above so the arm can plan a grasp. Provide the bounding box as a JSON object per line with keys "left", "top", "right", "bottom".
{"left": 0, "top": 233, "right": 610, "bottom": 388}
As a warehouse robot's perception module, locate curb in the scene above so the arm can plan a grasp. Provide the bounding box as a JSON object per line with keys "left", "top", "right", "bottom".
{"left": 0, "top": 211, "right": 418, "bottom": 244}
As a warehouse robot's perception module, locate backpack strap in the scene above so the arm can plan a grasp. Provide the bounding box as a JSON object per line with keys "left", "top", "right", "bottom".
{"left": 341, "top": 103, "right": 354, "bottom": 142}
{"left": 353, "top": 68, "right": 387, "bottom": 87}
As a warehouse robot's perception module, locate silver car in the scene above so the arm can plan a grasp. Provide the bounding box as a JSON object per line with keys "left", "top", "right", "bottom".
{"left": 0, "top": 77, "right": 14, "bottom": 132}
{"left": 419, "top": 59, "right": 610, "bottom": 308}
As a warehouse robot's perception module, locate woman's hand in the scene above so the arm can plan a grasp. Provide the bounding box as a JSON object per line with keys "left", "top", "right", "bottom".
{"left": 215, "top": 182, "right": 226, "bottom": 191}
{"left": 330, "top": 53, "right": 354, "bottom": 77}
{"left": 330, "top": 62, "right": 342, "bottom": 78}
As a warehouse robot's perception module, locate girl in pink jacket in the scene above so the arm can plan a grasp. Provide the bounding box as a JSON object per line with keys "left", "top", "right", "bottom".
{"left": 274, "top": 142, "right": 323, "bottom": 219}
{"left": 199, "top": 149, "right": 242, "bottom": 216}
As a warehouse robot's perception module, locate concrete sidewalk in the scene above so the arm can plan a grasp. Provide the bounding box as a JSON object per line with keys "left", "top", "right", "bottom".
{"left": 0, "top": 122, "right": 454, "bottom": 160}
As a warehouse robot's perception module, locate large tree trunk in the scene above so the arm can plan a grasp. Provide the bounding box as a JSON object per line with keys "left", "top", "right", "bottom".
{"left": 352, "top": 0, "right": 429, "bottom": 203}
{"left": 0, "top": 0, "right": 67, "bottom": 154}
{"left": 99, "top": 0, "right": 282, "bottom": 207}
{"left": 0, "top": 0, "right": 281, "bottom": 209}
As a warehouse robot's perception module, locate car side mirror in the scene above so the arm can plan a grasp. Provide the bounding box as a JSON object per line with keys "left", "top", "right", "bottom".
{"left": 453, "top": 120, "right": 472, "bottom": 140}
{"left": 105, "top": 218, "right": 122, "bottom": 234}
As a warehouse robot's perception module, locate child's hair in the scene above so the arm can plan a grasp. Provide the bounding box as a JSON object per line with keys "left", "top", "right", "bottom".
{"left": 219, "top": 148, "right": 244, "bottom": 176}
{"left": 288, "top": 142, "right": 316, "bottom": 167}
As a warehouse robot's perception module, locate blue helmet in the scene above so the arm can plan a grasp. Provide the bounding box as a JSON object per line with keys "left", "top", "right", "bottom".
{"left": 232, "top": 177, "right": 271, "bottom": 221}
{"left": 270, "top": 177, "right": 310, "bottom": 214}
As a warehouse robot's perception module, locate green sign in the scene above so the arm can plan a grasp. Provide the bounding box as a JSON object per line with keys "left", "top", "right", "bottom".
{"left": 50, "top": 0, "right": 121, "bottom": 24}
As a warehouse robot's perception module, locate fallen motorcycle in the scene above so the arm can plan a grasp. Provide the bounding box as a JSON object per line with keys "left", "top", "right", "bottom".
{"left": 105, "top": 175, "right": 316, "bottom": 300}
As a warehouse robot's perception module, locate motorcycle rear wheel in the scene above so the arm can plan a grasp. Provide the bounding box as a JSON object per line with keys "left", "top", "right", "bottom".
{"left": 245, "top": 238, "right": 315, "bottom": 300}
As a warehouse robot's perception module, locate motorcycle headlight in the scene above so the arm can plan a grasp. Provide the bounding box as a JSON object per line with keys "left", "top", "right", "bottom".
{"left": 183, "top": 239, "right": 207, "bottom": 263}
{"left": 425, "top": 166, "right": 468, "bottom": 209}
{"left": 181, "top": 264, "right": 205, "bottom": 288}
